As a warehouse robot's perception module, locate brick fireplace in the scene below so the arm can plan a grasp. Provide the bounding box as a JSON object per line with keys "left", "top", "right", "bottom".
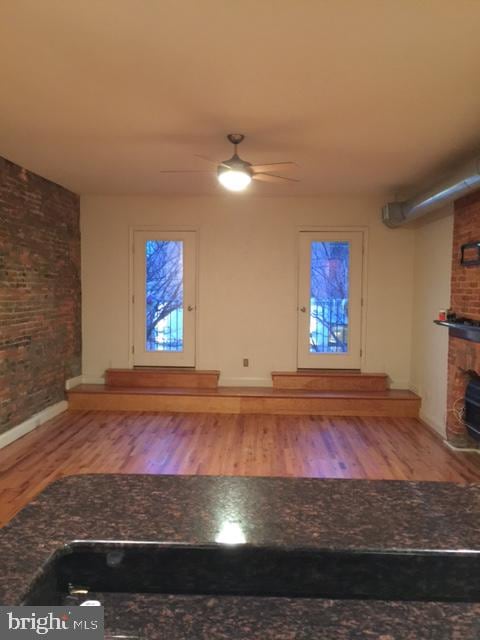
{"left": 446, "top": 190, "right": 480, "bottom": 446}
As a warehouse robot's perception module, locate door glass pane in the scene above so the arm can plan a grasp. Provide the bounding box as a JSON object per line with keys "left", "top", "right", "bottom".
{"left": 310, "top": 241, "right": 349, "bottom": 353}
{"left": 145, "top": 240, "right": 183, "bottom": 352}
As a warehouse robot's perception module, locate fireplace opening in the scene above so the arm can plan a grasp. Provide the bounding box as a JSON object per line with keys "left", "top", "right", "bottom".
{"left": 465, "top": 376, "right": 480, "bottom": 442}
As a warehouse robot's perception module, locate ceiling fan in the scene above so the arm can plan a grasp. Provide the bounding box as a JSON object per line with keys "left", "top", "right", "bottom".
{"left": 160, "top": 133, "right": 299, "bottom": 191}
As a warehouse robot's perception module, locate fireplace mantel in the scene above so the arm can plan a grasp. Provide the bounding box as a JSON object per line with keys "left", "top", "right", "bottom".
{"left": 434, "top": 320, "right": 480, "bottom": 344}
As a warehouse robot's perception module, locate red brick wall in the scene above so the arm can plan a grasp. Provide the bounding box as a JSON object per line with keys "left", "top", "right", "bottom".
{"left": 446, "top": 190, "right": 480, "bottom": 446}
{"left": 0, "top": 157, "right": 81, "bottom": 435}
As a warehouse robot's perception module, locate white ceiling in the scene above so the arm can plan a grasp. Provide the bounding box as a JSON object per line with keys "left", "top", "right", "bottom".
{"left": 1, "top": 0, "right": 480, "bottom": 196}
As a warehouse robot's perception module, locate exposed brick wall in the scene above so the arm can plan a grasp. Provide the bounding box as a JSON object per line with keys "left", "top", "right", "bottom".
{"left": 0, "top": 157, "right": 81, "bottom": 435}
{"left": 451, "top": 190, "right": 480, "bottom": 320}
{"left": 446, "top": 190, "right": 480, "bottom": 446}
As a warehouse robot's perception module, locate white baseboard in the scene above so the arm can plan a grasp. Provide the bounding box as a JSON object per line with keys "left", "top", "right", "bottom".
{"left": 418, "top": 409, "right": 480, "bottom": 453}
{"left": 219, "top": 376, "right": 272, "bottom": 387}
{"left": 390, "top": 379, "right": 412, "bottom": 390}
{"left": 0, "top": 400, "right": 68, "bottom": 450}
{"left": 444, "top": 440, "right": 480, "bottom": 453}
{"left": 65, "top": 375, "right": 83, "bottom": 390}
{"left": 419, "top": 409, "right": 446, "bottom": 438}
{"left": 81, "top": 375, "right": 104, "bottom": 385}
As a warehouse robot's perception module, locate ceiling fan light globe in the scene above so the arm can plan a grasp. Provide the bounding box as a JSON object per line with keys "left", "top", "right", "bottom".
{"left": 218, "top": 169, "right": 252, "bottom": 192}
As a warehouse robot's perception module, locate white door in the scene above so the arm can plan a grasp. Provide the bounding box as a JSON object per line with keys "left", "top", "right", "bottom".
{"left": 132, "top": 230, "right": 196, "bottom": 367}
{"left": 297, "top": 231, "right": 363, "bottom": 369}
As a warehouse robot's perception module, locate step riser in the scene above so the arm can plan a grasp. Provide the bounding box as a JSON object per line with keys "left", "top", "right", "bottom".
{"left": 272, "top": 376, "right": 388, "bottom": 392}
{"left": 69, "top": 393, "right": 419, "bottom": 417}
{"left": 105, "top": 369, "right": 219, "bottom": 390}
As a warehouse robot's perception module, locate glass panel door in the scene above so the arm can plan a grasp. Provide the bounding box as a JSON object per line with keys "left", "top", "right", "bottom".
{"left": 133, "top": 231, "right": 196, "bottom": 367}
{"left": 297, "top": 231, "right": 363, "bottom": 369}
{"left": 309, "top": 241, "right": 349, "bottom": 354}
{"left": 145, "top": 240, "right": 184, "bottom": 353}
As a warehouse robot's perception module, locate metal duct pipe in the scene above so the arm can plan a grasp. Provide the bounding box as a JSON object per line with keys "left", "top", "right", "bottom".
{"left": 382, "top": 157, "right": 480, "bottom": 228}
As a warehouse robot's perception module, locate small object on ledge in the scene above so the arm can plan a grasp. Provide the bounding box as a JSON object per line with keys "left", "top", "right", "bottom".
{"left": 460, "top": 241, "right": 480, "bottom": 267}
{"left": 438, "top": 310, "right": 447, "bottom": 321}
{"left": 446, "top": 309, "right": 457, "bottom": 322}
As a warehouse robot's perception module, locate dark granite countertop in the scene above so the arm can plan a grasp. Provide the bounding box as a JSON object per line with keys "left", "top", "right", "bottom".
{"left": 2, "top": 474, "right": 480, "bottom": 638}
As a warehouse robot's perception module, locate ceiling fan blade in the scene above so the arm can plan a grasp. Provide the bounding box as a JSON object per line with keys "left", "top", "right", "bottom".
{"left": 157, "top": 169, "right": 214, "bottom": 174}
{"left": 195, "top": 154, "right": 231, "bottom": 170}
{"left": 253, "top": 173, "right": 300, "bottom": 183}
{"left": 251, "top": 162, "right": 297, "bottom": 173}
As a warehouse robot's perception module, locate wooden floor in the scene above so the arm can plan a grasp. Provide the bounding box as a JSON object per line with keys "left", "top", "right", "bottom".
{"left": 1, "top": 410, "right": 480, "bottom": 527}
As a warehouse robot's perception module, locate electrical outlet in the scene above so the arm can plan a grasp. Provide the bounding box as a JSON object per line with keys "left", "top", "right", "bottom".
{"left": 243, "top": 358, "right": 249, "bottom": 367}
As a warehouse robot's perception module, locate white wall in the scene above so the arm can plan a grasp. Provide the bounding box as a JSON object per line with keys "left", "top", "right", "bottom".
{"left": 80, "top": 195, "right": 415, "bottom": 387}
{"left": 410, "top": 206, "right": 453, "bottom": 436}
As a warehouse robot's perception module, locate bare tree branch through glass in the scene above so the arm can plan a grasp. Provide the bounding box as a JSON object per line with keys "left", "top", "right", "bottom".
{"left": 310, "top": 242, "right": 349, "bottom": 353}
{"left": 145, "top": 240, "right": 183, "bottom": 351}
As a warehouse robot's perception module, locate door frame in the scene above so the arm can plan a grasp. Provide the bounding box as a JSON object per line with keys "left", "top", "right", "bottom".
{"left": 296, "top": 225, "right": 369, "bottom": 371}
{"left": 128, "top": 225, "right": 200, "bottom": 368}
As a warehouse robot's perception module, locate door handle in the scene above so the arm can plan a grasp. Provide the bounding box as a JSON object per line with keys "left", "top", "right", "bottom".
{"left": 187, "top": 305, "right": 195, "bottom": 312}
{"left": 299, "top": 306, "right": 306, "bottom": 313}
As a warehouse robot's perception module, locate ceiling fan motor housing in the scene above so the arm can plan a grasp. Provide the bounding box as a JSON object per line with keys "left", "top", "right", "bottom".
{"left": 217, "top": 154, "right": 253, "bottom": 177}
{"left": 218, "top": 134, "right": 252, "bottom": 176}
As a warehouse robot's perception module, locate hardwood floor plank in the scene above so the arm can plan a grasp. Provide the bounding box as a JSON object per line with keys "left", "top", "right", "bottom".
{"left": 1, "top": 410, "right": 480, "bottom": 527}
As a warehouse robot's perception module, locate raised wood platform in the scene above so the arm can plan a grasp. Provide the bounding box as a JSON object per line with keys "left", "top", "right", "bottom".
{"left": 272, "top": 371, "right": 389, "bottom": 391}
{"left": 105, "top": 368, "right": 220, "bottom": 389}
{"left": 68, "top": 384, "right": 420, "bottom": 417}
